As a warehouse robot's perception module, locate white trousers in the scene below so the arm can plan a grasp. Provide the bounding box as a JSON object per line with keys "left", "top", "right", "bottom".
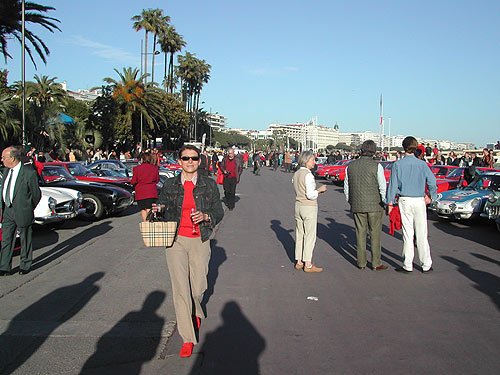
{"left": 398, "top": 197, "right": 433, "bottom": 271}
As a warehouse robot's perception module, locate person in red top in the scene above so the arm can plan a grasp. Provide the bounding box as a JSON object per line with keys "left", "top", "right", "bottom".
{"left": 219, "top": 148, "right": 243, "bottom": 210}
{"left": 131, "top": 152, "right": 159, "bottom": 221}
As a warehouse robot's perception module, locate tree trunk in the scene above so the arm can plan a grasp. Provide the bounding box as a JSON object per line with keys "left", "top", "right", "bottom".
{"left": 151, "top": 34, "right": 157, "bottom": 83}
{"left": 144, "top": 32, "right": 148, "bottom": 80}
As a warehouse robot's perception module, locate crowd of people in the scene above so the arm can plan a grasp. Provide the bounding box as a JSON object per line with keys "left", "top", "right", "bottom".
{"left": 1, "top": 136, "right": 497, "bottom": 360}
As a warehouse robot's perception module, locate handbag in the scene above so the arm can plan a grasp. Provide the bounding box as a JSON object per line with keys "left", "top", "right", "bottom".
{"left": 139, "top": 211, "right": 177, "bottom": 247}
{"left": 216, "top": 167, "right": 224, "bottom": 185}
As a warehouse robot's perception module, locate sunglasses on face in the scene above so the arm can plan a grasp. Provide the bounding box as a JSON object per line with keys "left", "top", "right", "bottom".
{"left": 180, "top": 156, "right": 200, "bottom": 161}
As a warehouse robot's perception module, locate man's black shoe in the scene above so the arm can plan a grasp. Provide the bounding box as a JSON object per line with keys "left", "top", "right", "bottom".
{"left": 18, "top": 269, "right": 30, "bottom": 275}
{"left": 395, "top": 267, "right": 412, "bottom": 274}
{"left": 0, "top": 270, "right": 11, "bottom": 276}
{"left": 422, "top": 267, "right": 434, "bottom": 273}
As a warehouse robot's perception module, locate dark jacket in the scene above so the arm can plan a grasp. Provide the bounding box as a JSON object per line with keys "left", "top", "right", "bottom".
{"left": 346, "top": 156, "right": 384, "bottom": 213}
{"left": 0, "top": 163, "right": 42, "bottom": 227}
{"left": 156, "top": 174, "right": 224, "bottom": 242}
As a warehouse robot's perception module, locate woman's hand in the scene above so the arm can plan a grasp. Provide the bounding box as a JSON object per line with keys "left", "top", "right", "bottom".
{"left": 318, "top": 184, "right": 327, "bottom": 193}
{"left": 191, "top": 210, "right": 208, "bottom": 224}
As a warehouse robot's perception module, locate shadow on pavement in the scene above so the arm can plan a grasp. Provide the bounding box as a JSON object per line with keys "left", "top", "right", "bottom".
{"left": 269, "top": 219, "right": 295, "bottom": 264}
{"left": 190, "top": 301, "right": 265, "bottom": 375}
{"left": 471, "top": 252, "right": 500, "bottom": 266}
{"left": 202, "top": 240, "right": 227, "bottom": 311}
{"left": 318, "top": 217, "right": 358, "bottom": 268}
{"left": 442, "top": 255, "right": 500, "bottom": 311}
{"left": 31, "top": 221, "right": 114, "bottom": 271}
{"left": 80, "top": 291, "right": 166, "bottom": 375}
{"left": 431, "top": 218, "right": 500, "bottom": 250}
{"left": 0, "top": 272, "right": 104, "bottom": 374}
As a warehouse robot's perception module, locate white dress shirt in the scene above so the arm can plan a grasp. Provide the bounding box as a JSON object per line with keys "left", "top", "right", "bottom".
{"left": 3, "top": 161, "right": 21, "bottom": 205}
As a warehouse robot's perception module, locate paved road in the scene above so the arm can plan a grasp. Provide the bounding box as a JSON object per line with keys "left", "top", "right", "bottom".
{"left": 0, "top": 166, "right": 499, "bottom": 374}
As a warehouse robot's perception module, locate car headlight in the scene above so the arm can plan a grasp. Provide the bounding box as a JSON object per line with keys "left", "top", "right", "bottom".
{"left": 76, "top": 191, "right": 83, "bottom": 204}
{"left": 467, "top": 197, "right": 481, "bottom": 208}
{"left": 488, "top": 194, "right": 498, "bottom": 203}
{"left": 48, "top": 197, "right": 57, "bottom": 214}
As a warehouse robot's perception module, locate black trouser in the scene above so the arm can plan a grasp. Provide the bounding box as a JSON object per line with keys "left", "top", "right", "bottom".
{"left": 223, "top": 177, "right": 237, "bottom": 209}
{"left": 0, "top": 207, "right": 33, "bottom": 272}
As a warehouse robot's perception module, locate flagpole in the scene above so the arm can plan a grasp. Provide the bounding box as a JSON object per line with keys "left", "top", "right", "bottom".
{"left": 379, "top": 94, "right": 384, "bottom": 150}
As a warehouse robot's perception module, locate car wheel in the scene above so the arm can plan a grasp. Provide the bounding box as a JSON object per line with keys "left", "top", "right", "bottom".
{"left": 80, "top": 194, "right": 104, "bottom": 221}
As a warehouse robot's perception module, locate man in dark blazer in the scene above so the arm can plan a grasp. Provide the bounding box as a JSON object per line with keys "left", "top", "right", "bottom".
{"left": 0, "top": 146, "right": 41, "bottom": 275}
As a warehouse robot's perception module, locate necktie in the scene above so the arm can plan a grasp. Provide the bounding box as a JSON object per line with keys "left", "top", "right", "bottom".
{"left": 4, "top": 169, "right": 12, "bottom": 207}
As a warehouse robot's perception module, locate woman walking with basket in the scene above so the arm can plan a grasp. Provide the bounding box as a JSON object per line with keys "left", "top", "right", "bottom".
{"left": 153, "top": 145, "right": 224, "bottom": 358}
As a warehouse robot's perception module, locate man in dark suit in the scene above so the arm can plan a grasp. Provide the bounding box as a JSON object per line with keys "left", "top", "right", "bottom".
{"left": 0, "top": 146, "right": 41, "bottom": 275}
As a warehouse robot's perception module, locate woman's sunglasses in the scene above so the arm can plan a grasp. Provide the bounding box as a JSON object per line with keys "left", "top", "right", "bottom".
{"left": 180, "top": 156, "right": 200, "bottom": 161}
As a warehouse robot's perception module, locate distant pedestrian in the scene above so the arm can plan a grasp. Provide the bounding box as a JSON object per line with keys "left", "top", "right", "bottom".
{"left": 220, "top": 148, "right": 243, "bottom": 210}
{"left": 344, "top": 140, "right": 388, "bottom": 271}
{"left": 253, "top": 152, "right": 261, "bottom": 175}
{"left": 283, "top": 151, "right": 292, "bottom": 172}
{"left": 386, "top": 136, "right": 437, "bottom": 273}
{"left": 292, "top": 150, "right": 327, "bottom": 272}
{"left": 131, "top": 152, "right": 159, "bottom": 222}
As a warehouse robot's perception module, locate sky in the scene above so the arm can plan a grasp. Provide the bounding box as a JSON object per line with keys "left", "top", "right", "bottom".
{"left": 1, "top": 0, "right": 499, "bottom": 147}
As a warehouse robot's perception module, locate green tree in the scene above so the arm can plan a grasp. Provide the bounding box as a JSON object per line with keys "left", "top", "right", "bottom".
{"left": 12, "top": 74, "right": 67, "bottom": 148}
{"left": 87, "top": 85, "right": 118, "bottom": 150}
{"left": 132, "top": 8, "right": 169, "bottom": 83}
{"left": 176, "top": 52, "right": 211, "bottom": 140}
{"left": 0, "top": 0, "right": 61, "bottom": 67}
{"left": 158, "top": 25, "right": 185, "bottom": 92}
{"left": 103, "top": 67, "right": 164, "bottom": 148}
{"left": 0, "top": 93, "right": 21, "bottom": 143}
{"left": 64, "top": 97, "right": 90, "bottom": 122}
{"left": 213, "top": 131, "right": 252, "bottom": 148}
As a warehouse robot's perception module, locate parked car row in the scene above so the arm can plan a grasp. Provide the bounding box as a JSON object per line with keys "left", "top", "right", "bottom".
{"left": 0, "top": 158, "right": 182, "bottom": 228}
{"left": 429, "top": 171, "right": 500, "bottom": 231}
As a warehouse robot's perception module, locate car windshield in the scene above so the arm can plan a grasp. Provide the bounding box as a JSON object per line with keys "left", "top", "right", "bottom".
{"left": 467, "top": 175, "right": 500, "bottom": 191}
{"left": 67, "top": 163, "right": 92, "bottom": 176}
{"left": 431, "top": 166, "right": 450, "bottom": 176}
{"left": 446, "top": 168, "right": 465, "bottom": 178}
{"left": 42, "top": 167, "right": 77, "bottom": 183}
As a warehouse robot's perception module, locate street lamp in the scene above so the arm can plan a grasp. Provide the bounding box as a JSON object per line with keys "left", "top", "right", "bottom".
{"left": 139, "top": 40, "right": 160, "bottom": 151}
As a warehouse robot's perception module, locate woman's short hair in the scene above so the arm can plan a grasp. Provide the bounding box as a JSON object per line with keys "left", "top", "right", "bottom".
{"left": 298, "top": 150, "right": 315, "bottom": 168}
{"left": 178, "top": 145, "right": 200, "bottom": 158}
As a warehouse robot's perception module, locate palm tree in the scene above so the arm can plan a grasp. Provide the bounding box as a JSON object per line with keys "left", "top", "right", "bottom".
{"left": 0, "top": 93, "right": 21, "bottom": 142}
{"left": 0, "top": 0, "right": 61, "bottom": 67}
{"left": 176, "top": 52, "right": 211, "bottom": 140}
{"left": 103, "top": 67, "right": 164, "bottom": 147}
{"left": 158, "top": 25, "right": 185, "bottom": 92}
{"left": 13, "top": 74, "right": 67, "bottom": 147}
{"left": 132, "top": 8, "right": 169, "bottom": 83}
{"left": 149, "top": 9, "right": 170, "bottom": 84}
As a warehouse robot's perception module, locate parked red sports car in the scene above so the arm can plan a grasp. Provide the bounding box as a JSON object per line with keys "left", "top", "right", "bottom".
{"left": 44, "top": 162, "right": 133, "bottom": 193}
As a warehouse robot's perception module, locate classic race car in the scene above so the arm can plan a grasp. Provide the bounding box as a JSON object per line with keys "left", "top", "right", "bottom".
{"left": 40, "top": 165, "right": 134, "bottom": 221}
{"left": 481, "top": 191, "right": 500, "bottom": 232}
{"left": 36, "top": 187, "right": 84, "bottom": 225}
{"left": 429, "top": 171, "right": 500, "bottom": 220}
{"left": 44, "top": 162, "right": 134, "bottom": 193}
{"left": 0, "top": 169, "right": 83, "bottom": 226}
